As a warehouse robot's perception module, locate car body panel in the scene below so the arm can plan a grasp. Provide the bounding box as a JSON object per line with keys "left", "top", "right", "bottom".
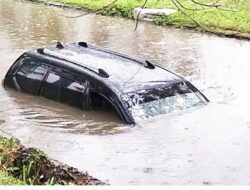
{"left": 3, "top": 42, "right": 208, "bottom": 124}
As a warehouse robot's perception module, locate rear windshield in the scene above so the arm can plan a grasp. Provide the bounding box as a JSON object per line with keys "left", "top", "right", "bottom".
{"left": 121, "top": 82, "right": 206, "bottom": 121}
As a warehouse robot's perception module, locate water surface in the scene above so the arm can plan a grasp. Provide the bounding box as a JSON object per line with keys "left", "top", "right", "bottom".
{"left": 0, "top": 0, "right": 250, "bottom": 185}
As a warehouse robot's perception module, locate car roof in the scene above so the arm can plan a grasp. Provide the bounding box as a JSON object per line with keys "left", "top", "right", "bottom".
{"left": 32, "top": 42, "right": 183, "bottom": 94}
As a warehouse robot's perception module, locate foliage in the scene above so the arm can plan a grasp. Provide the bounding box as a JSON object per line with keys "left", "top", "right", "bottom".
{"left": 0, "top": 171, "right": 24, "bottom": 185}
{"left": 55, "top": 0, "right": 250, "bottom": 32}
{"left": 154, "top": 0, "right": 250, "bottom": 32}
{"left": 98, "top": 4, "right": 134, "bottom": 18}
{"left": 11, "top": 147, "right": 48, "bottom": 185}
{"left": 0, "top": 137, "right": 101, "bottom": 185}
{"left": 0, "top": 137, "right": 57, "bottom": 185}
{"left": 0, "top": 138, "right": 22, "bottom": 185}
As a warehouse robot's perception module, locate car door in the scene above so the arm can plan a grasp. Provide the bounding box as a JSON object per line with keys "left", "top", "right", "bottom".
{"left": 40, "top": 69, "right": 90, "bottom": 109}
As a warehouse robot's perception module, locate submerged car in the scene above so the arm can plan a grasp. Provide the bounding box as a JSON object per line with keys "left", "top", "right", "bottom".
{"left": 3, "top": 42, "right": 208, "bottom": 124}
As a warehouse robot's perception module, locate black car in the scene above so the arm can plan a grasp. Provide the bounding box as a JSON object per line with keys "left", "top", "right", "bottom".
{"left": 3, "top": 42, "right": 208, "bottom": 124}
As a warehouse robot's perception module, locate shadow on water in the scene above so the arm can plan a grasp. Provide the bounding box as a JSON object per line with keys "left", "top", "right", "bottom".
{"left": 0, "top": 0, "right": 250, "bottom": 185}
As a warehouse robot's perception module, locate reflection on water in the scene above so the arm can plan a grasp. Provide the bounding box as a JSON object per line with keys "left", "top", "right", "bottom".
{"left": 0, "top": 0, "right": 250, "bottom": 185}
{"left": 1, "top": 89, "right": 124, "bottom": 134}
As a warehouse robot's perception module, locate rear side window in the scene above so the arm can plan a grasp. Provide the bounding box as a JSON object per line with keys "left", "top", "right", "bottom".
{"left": 15, "top": 58, "right": 49, "bottom": 95}
{"left": 41, "top": 71, "right": 87, "bottom": 108}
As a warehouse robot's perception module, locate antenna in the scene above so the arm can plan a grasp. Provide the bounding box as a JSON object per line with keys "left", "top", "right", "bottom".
{"left": 145, "top": 60, "right": 155, "bottom": 69}
{"left": 98, "top": 69, "right": 109, "bottom": 78}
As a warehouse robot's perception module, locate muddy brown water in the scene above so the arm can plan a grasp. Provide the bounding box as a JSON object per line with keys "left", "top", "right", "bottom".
{"left": 1, "top": 0, "right": 250, "bottom": 185}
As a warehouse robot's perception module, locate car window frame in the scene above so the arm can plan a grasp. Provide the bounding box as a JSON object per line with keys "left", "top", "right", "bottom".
{"left": 41, "top": 67, "right": 90, "bottom": 109}
{"left": 11, "top": 56, "right": 50, "bottom": 95}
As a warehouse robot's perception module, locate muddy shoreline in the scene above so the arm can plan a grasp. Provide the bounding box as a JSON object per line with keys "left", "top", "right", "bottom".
{"left": 12, "top": 146, "right": 106, "bottom": 185}
{"left": 24, "top": 0, "right": 250, "bottom": 41}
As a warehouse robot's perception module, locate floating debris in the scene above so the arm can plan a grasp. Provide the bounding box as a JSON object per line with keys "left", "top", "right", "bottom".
{"left": 133, "top": 8, "right": 177, "bottom": 21}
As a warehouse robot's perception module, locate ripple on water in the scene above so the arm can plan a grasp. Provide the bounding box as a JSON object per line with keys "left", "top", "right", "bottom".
{"left": 0, "top": 119, "right": 5, "bottom": 125}
{"left": 43, "top": 139, "right": 80, "bottom": 152}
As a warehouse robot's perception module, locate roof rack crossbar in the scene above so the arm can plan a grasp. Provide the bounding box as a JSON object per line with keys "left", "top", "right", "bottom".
{"left": 39, "top": 48, "right": 109, "bottom": 78}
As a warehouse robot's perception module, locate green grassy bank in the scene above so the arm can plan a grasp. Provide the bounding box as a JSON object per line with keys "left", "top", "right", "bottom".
{"left": 0, "top": 137, "right": 104, "bottom": 185}
{"left": 54, "top": 0, "right": 250, "bottom": 34}
{"left": 0, "top": 138, "right": 24, "bottom": 185}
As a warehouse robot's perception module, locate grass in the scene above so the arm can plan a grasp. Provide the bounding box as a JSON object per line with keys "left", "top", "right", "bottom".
{"left": 0, "top": 170, "right": 56, "bottom": 185}
{"left": 0, "top": 138, "right": 23, "bottom": 185}
{"left": 0, "top": 137, "right": 103, "bottom": 185}
{"left": 54, "top": 0, "right": 250, "bottom": 33}
{"left": 0, "top": 137, "right": 49, "bottom": 185}
{"left": 0, "top": 171, "right": 24, "bottom": 185}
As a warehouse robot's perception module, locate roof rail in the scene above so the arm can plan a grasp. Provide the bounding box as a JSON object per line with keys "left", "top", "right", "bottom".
{"left": 37, "top": 48, "right": 109, "bottom": 78}
{"left": 56, "top": 41, "right": 64, "bottom": 49}
{"left": 37, "top": 48, "right": 44, "bottom": 54}
{"left": 83, "top": 45, "right": 155, "bottom": 70}
{"left": 78, "top": 42, "right": 88, "bottom": 48}
{"left": 56, "top": 41, "right": 88, "bottom": 49}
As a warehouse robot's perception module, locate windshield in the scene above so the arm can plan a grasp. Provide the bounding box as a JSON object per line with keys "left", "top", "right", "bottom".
{"left": 121, "top": 82, "right": 207, "bottom": 121}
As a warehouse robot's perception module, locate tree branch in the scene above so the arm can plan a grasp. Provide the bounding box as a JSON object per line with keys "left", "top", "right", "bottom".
{"left": 190, "top": 0, "right": 221, "bottom": 8}
{"left": 134, "top": 0, "right": 149, "bottom": 31}
{"left": 59, "top": 0, "right": 120, "bottom": 18}
{"left": 171, "top": 0, "right": 200, "bottom": 26}
{"left": 174, "top": 0, "right": 201, "bottom": 11}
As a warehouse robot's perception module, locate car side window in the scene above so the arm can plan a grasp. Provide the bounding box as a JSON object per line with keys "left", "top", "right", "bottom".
{"left": 15, "top": 58, "right": 49, "bottom": 95}
{"left": 41, "top": 71, "right": 88, "bottom": 109}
